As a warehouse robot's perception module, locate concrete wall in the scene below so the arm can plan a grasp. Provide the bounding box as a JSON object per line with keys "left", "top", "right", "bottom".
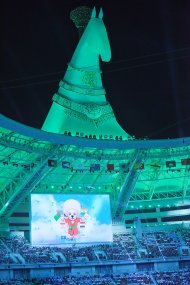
{"left": 30, "top": 268, "right": 53, "bottom": 278}
{"left": 71, "top": 266, "right": 95, "bottom": 275}
{"left": 155, "top": 261, "right": 179, "bottom": 272}
{"left": 113, "top": 264, "right": 136, "bottom": 273}
{"left": 0, "top": 259, "right": 188, "bottom": 281}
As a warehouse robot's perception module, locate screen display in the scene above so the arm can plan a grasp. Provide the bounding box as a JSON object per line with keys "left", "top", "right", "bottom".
{"left": 31, "top": 194, "right": 113, "bottom": 245}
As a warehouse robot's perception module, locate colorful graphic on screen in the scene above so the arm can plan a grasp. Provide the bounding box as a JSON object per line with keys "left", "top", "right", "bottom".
{"left": 31, "top": 194, "right": 113, "bottom": 245}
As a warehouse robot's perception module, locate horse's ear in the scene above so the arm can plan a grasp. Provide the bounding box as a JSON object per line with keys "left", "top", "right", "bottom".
{"left": 98, "top": 8, "right": 103, "bottom": 19}
{"left": 91, "top": 7, "right": 96, "bottom": 18}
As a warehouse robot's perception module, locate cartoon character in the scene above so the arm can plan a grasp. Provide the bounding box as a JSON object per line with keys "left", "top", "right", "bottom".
{"left": 60, "top": 199, "right": 85, "bottom": 238}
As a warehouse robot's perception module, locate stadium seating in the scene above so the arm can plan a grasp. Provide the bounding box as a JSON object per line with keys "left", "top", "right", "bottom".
{"left": 153, "top": 270, "right": 190, "bottom": 285}
{"left": 1, "top": 271, "right": 190, "bottom": 285}
{"left": 137, "top": 231, "right": 180, "bottom": 258}
{"left": 1, "top": 229, "right": 190, "bottom": 264}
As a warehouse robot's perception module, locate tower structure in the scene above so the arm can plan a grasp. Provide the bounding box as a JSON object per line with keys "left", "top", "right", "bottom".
{"left": 42, "top": 7, "right": 130, "bottom": 140}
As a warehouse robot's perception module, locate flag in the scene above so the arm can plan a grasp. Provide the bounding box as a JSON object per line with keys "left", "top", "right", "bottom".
{"left": 80, "top": 221, "right": 85, "bottom": 228}
{"left": 150, "top": 161, "right": 161, "bottom": 168}
{"left": 54, "top": 213, "right": 60, "bottom": 221}
{"left": 90, "top": 164, "right": 100, "bottom": 172}
{"left": 54, "top": 210, "right": 62, "bottom": 221}
{"left": 134, "top": 163, "right": 144, "bottom": 170}
{"left": 150, "top": 164, "right": 161, "bottom": 168}
{"left": 62, "top": 161, "right": 71, "bottom": 169}
{"left": 107, "top": 164, "right": 114, "bottom": 171}
{"left": 73, "top": 162, "right": 86, "bottom": 172}
{"left": 48, "top": 159, "right": 57, "bottom": 167}
{"left": 181, "top": 158, "right": 190, "bottom": 166}
{"left": 166, "top": 161, "right": 176, "bottom": 168}
{"left": 119, "top": 163, "right": 129, "bottom": 172}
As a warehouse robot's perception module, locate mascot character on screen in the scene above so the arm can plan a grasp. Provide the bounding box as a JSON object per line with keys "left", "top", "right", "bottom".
{"left": 60, "top": 199, "right": 88, "bottom": 239}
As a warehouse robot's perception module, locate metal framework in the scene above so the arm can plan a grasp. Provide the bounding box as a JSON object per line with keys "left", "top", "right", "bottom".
{"left": 0, "top": 114, "right": 190, "bottom": 225}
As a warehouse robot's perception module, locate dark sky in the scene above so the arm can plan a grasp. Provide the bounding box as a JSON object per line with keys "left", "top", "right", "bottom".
{"left": 1, "top": 0, "right": 190, "bottom": 139}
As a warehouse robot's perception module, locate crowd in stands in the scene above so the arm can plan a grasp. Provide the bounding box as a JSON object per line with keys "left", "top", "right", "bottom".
{"left": 1, "top": 271, "right": 190, "bottom": 285}
{"left": 153, "top": 270, "right": 190, "bottom": 285}
{"left": 115, "top": 272, "right": 153, "bottom": 285}
{"left": 137, "top": 231, "right": 180, "bottom": 258}
{"left": 0, "top": 240, "right": 11, "bottom": 264}
{"left": 0, "top": 229, "right": 190, "bottom": 265}
{"left": 179, "top": 228, "right": 190, "bottom": 247}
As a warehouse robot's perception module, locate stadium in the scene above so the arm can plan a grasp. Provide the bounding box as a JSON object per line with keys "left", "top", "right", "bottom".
{"left": 1, "top": 3, "right": 190, "bottom": 285}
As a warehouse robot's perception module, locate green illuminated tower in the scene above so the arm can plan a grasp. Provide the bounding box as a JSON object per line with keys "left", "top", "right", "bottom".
{"left": 42, "top": 7, "right": 130, "bottom": 140}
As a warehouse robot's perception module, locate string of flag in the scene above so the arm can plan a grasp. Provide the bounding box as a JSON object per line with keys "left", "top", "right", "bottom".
{"left": 48, "top": 159, "right": 129, "bottom": 172}
{"left": 47, "top": 158, "right": 190, "bottom": 172}
{"left": 1, "top": 159, "right": 190, "bottom": 172}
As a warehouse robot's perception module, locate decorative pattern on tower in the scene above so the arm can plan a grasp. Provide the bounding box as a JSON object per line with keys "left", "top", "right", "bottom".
{"left": 70, "top": 6, "right": 92, "bottom": 38}
{"left": 42, "top": 7, "right": 130, "bottom": 140}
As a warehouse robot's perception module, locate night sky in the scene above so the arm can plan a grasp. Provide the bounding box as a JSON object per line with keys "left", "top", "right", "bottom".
{"left": 1, "top": 0, "right": 190, "bottom": 139}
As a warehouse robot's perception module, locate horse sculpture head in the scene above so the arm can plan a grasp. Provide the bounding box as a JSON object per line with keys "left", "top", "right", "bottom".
{"left": 87, "top": 7, "right": 111, "bottom": 62}
{"left": 71, "top": 7, "right": 111, "bottom": 67}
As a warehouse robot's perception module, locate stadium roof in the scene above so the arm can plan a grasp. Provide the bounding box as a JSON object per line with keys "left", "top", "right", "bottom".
{"left": 0, "top": 114, "right": 190, "bottom": 225}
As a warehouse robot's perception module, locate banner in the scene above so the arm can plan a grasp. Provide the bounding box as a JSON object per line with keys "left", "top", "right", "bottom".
{"left": 134, "top": 162, "right": 144, "bottom": 170}
{"left": 181, "top": 158, "right": 190, "bottom": 166}
{"left": 90, "top": 164, "right": 100, "bottom": 172}
{"left": 48, "top": 159, "right": 57, "bottom": 167}
{"left": 166, "top": 161, "right": 176, "bottom": 168}
{"left": 107, "top": 164, "right": 114, "bottom": 171}
{"left": 119, "top": 163, "right": 129, "bottom": 173}
{"left": 62, "top": 161, "right": 70, "bottom": 169}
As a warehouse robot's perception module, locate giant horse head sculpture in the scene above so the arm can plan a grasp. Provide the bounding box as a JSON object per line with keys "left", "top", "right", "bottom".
{"left": 60, "top": 7, "right": 111, "bottom": 105}
{"left": 42, "top": 7, "right": 130, "bottom": 140}
{"left": 71, "top": 7, "right": 111, "bottom": 67}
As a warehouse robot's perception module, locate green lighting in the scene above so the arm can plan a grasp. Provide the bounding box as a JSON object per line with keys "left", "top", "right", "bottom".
{"left": 42, "top": 8, "right": 130, "bottom": 140}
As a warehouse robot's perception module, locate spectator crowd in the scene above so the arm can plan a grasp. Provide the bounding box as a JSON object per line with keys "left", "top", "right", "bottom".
{"left": 0, "top": 229, "right": 189, "bottom": 265}
{"left": 0, "top": 270, "right": 190, "bottom": 285}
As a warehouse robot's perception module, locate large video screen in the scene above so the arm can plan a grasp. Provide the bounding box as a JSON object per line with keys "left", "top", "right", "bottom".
{"left": 31, "top": 194, "right": 113, "bottom": 245}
